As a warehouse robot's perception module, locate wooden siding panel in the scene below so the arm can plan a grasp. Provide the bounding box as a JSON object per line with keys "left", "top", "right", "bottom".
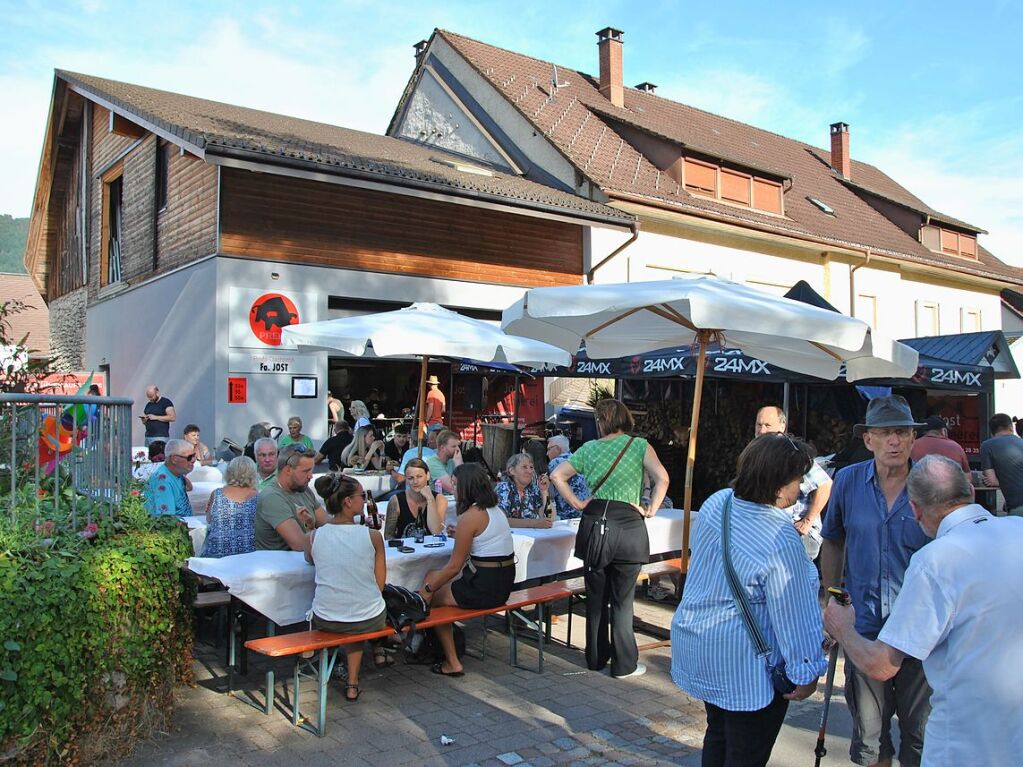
{"left": 155, "top": 152, "right": 218, "bottom": 270}
{"left": 219, "top": 169, "right": 584, "bottom": 288}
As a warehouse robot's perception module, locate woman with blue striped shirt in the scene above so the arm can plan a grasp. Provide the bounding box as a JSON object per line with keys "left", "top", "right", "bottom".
{"left": 671, "top": 433, "right": 827, "bottom": 767}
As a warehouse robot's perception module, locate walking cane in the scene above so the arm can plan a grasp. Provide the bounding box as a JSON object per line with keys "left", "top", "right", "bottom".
{"left": 814, "top": 587, "right": 851, "bottom": 766}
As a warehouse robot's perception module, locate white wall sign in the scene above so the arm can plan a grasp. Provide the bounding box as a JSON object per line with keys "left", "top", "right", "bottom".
{"left": 228, "top": 287, "right": 319, "bottom": 349}
{"left": 228, "top": 351, "right": 319, "bottom": 375}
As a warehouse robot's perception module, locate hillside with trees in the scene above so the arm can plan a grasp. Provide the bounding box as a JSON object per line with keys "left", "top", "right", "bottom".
{"left": 0, "top": 214, "right": 28, "bottom": 274}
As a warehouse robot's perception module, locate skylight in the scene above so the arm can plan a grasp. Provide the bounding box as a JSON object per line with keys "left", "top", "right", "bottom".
{"left": 430, "top": 156, "right": 494, "bottom": 177}
{"left": 807, "top": 196, "right": 835, "bottom": 215}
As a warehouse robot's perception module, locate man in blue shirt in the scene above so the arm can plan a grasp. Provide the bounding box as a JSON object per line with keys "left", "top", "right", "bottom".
{"left": 821, "top": 395, "right": 932, "bottom": 767}
{"left": 144, "top": 438, "right": 194, "bottom": 517}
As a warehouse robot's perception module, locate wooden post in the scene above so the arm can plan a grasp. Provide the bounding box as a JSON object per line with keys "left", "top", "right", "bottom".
{"left": 682, "top": 330, "right": 709, "bottom": 572}
{"left": 416, "top": 356, "right": 429, "bottom": 458}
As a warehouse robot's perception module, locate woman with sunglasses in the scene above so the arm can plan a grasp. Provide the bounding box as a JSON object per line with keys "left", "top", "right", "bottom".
{"left": 670, "top": 434, "right": 827, "bottom": 767}
{"left": 307, "top": 474, "right": 389, "bottom": 701}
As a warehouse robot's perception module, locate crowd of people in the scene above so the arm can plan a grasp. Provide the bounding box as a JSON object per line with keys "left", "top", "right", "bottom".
{"left": 137, "top": 380, "right": 1023, "bottom": 764}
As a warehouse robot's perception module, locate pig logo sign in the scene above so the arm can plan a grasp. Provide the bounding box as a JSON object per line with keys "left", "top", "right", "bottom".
{"left": 248, "top": 293, "right": 299, "bottom": 346}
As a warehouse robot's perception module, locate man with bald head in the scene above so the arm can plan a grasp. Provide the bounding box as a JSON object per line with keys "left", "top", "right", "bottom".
{"left": 141, "top": 384, "right": 175, "bottom": 446}
{"left": 825, "top": 454, "right": 1023, "bottom": 766}
{"left": 753, "top": 404, "right": 832, "bottom": 560}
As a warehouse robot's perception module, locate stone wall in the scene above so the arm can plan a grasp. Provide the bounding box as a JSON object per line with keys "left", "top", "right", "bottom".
{"left": 48, "top": 287, "right": 87, "bottom": 371}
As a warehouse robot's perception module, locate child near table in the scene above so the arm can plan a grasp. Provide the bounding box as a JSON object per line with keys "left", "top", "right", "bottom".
{"left": 307, "top": 474, "right": 388, "bottom": 701}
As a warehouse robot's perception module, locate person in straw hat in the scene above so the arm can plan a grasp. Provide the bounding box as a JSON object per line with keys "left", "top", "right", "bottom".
{"left": 425, "top": 374, "right": 446, "bottom": 427}
{"left": 821, "top": 395, "right": 932, "bottom": 767}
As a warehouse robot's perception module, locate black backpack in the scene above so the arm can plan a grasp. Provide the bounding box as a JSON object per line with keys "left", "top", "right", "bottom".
{"left": 381, "top": 584, "right": 430, "bottom": 643}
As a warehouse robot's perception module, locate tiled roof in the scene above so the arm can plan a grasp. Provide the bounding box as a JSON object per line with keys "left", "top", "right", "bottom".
{"left": 0, "top": 273, "right": 50, "bottom": 356}
{"left": 426, "top": 30, "right": 1021, "bottom": 285}
{"left": 57, "top": 70, "right": 633, "bottom": 226}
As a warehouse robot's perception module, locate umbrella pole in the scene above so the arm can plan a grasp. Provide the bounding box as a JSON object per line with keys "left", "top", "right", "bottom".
{"left": 512, "top": 372, "right": 521, "bottom": 454}
{"left": 683, "top": 331, "right": 709, "bottom": 573}
{"left": 416, "top": 356, "right": 429, "bottom": 458}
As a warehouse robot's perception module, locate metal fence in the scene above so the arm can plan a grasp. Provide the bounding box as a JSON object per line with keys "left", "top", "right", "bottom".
{"left": 0, "top": 393, "right": 135, "bottom": 524}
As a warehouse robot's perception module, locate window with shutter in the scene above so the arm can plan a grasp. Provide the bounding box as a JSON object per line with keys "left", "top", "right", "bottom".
{"left": 720, "top": 169, "right": 751, "bottom": 205}
{"left": 684, "top": 159, "right": 716, "bottom": 197}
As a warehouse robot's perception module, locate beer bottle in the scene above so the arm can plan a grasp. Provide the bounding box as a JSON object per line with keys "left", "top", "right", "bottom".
{"left": 366, "top": 490, "right": 381, "bottom": 530}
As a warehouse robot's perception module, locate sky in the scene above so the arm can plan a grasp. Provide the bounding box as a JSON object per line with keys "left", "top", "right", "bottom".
{"left": 2, "top": 0, "right": 1021, "bottom": 264}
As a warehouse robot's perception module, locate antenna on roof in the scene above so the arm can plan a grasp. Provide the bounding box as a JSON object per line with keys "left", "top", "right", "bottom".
{"left": 551, "top": 64, "right": 570, "bottom": 96}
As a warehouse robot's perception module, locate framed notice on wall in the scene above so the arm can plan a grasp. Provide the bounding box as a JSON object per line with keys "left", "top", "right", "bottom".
{"left": 291, "top": 376, "right": 318, "bottom": 399}
{"left": 228, "top": 377, "right": 247, "bottom": 403}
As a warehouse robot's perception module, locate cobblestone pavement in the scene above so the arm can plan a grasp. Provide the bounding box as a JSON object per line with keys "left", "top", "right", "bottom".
{"left": 113, "top": 595, "right": 856, "bottom": 767}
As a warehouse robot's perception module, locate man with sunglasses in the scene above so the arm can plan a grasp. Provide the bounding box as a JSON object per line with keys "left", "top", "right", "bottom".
{"left": 255, "top": 444, "right": 329, "bottom": 551}
{"left": 821, "top": 395, "right": 933, "bottom": 767}
{"left": 754, "top": 405, "right": 832, "bottom": 560}
{"left": 144, "top": 439, "right": 195, "bottom": 517}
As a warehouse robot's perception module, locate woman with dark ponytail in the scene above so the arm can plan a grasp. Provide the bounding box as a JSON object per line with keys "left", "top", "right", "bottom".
{"left": 307, "top": 473, "right": 388, "bottom": 701}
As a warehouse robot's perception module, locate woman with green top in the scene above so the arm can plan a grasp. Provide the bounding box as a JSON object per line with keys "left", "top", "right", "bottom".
{"left": 278, "top": 416, "right": 314, "bottom": 451}
{"left": 550, "top": 399, "right": 669, "bottom": 679}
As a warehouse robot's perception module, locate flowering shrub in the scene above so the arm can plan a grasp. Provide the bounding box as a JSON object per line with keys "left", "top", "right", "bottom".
{"left": 0, "top": 489, "right": 194, "bottom": 765}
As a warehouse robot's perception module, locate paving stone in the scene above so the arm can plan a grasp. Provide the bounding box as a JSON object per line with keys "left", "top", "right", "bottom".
{"left": 496, "top": 753, "right": 524, "bottom": 765}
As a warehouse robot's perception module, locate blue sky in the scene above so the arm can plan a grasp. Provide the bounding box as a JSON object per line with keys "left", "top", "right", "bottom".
{"left": 2, "top": 0, "right": 1021, "bottom": 264}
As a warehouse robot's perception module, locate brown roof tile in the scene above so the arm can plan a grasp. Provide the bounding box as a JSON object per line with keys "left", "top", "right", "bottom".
{"left": 57, "top": 70, "right": 632, "bottom": 226}
{"left": 433, "top": 30, "right": 1022, "bottom": 285}
{"left": 0, "top": 274, "right": 50, "bottom": 356}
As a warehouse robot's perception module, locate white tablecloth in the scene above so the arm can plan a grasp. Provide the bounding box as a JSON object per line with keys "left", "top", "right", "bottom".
{"left": 341, "top": 469, "right": 393, "bottom": 497}
{"left": 187, "top": 539, "right": 454, "bottom": 626}
{"left": 184, "top": 515, "right": 208, "bottom": 555}
{"left": 511, "top": 508, "right": 699, "bottom": 583}
{"left": 186, "top": 480, "right": 224, "bottom": 516}
{"left": 185, "top": 508, "right": 700, "bottom": 625}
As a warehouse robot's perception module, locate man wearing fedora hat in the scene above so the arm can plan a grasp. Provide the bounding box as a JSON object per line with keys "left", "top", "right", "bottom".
{"left": 425, "top": 375, "right": 446, "bottom": 428}
{"left": 821, "top": 395, "right": 933, "bottom": 767}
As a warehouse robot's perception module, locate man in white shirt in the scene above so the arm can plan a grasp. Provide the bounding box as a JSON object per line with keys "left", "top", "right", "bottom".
{"left": 825, "top": 454, "right": 1023, "bottom": 767}
{"left": 754, "top": 405, "right": 832, "bottom": 560}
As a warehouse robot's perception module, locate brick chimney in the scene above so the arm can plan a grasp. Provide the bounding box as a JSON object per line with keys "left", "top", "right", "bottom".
{"left": 830, "top": 122, "right": 851, "bottom": 179}
{"left": 597, "top": 27, "right": 624, "bottom": 108}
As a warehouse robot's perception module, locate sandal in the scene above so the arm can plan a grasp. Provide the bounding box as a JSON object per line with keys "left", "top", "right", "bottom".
{"left": 374, "top": 649, "right": 396, "bottom": 669}
{"left": 430, "top": 661, "right": 465, "bottom": 678}
{"left": 343, "top": 684, "right": 360, "bottom": 702}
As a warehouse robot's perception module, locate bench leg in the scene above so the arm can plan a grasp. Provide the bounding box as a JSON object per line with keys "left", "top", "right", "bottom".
{"left": 481, "top": 615, "right": 488, "bottom": 661}
{"left": 292, "top": 647, "right": 337, "bottom": 737}
{"left": 508, "top": 605, "right": 547, "bottom": 674}
{"left": 262, "top": 620, "right": 276, "bottom": 716}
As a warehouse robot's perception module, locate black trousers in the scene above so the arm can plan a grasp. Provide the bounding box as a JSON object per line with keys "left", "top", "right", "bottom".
{"left": 702, "top": 694, "right": 789, "bottom": 767}
{"left": 578, "top": 500, "right": 649, "bottom": 677}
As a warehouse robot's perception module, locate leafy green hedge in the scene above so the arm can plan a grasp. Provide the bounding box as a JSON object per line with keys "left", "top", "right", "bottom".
{"left": 0, "top": 492, "right": 194, "bottom": 765}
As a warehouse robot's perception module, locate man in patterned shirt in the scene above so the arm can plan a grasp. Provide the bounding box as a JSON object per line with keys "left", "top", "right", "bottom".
{"left": 546, "top": 435, "right": 589, "bottom": 519}
{"left": 144, "top": 438, "right": 194, "bottom": 517}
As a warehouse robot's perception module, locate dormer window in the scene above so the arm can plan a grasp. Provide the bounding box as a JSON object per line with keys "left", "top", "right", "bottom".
{"left": 921, "top": 224, "right": 977, "bottom": 259}
{"left": 682, "top": 156, "right": 783, "bottom": 215}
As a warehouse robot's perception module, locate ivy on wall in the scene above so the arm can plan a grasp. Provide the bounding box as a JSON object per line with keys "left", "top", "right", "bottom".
{"left": 0, "top": 491, "right": 194, "bottom": 765}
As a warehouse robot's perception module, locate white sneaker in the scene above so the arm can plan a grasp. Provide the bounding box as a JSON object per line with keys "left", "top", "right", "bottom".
{"left": 612, "top": 662, "right": 646, "bottom": 679}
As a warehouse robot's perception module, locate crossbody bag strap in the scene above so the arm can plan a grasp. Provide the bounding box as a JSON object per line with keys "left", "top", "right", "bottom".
{"left": 721, "top": 491, "right": 772, "bottom": 659}
{"left": 588, "top": 436, "right": 636, "bottom": 497}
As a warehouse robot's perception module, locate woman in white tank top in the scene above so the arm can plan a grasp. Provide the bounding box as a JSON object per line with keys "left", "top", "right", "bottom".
{"left": 419, "top": 463, "right": 515, "bottom": 676}
{"left": 307, "top": 474, "right": 387, "bottom": 702}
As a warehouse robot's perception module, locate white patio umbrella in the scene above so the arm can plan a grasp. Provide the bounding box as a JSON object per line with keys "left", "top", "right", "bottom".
{"left": 503, "top": 275, "right": 919, "bottom": 569}
{"left": 281, "top": 302, "right": 571, "bottom": 451}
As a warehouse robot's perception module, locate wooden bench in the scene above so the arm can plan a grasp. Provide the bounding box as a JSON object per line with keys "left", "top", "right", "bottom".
{"left": 565, "top": 557, "right": 683, "bottom": 649}
{"left": 241, "top": 582, "right": 571, "bottom": 736}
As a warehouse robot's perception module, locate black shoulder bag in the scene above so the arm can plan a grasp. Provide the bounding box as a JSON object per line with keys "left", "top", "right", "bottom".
{"left": 721, "top": 491, "right": 797, "bottom": 695}
{"left": 580, "top": 436, "right": 635, "bottom": 573}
